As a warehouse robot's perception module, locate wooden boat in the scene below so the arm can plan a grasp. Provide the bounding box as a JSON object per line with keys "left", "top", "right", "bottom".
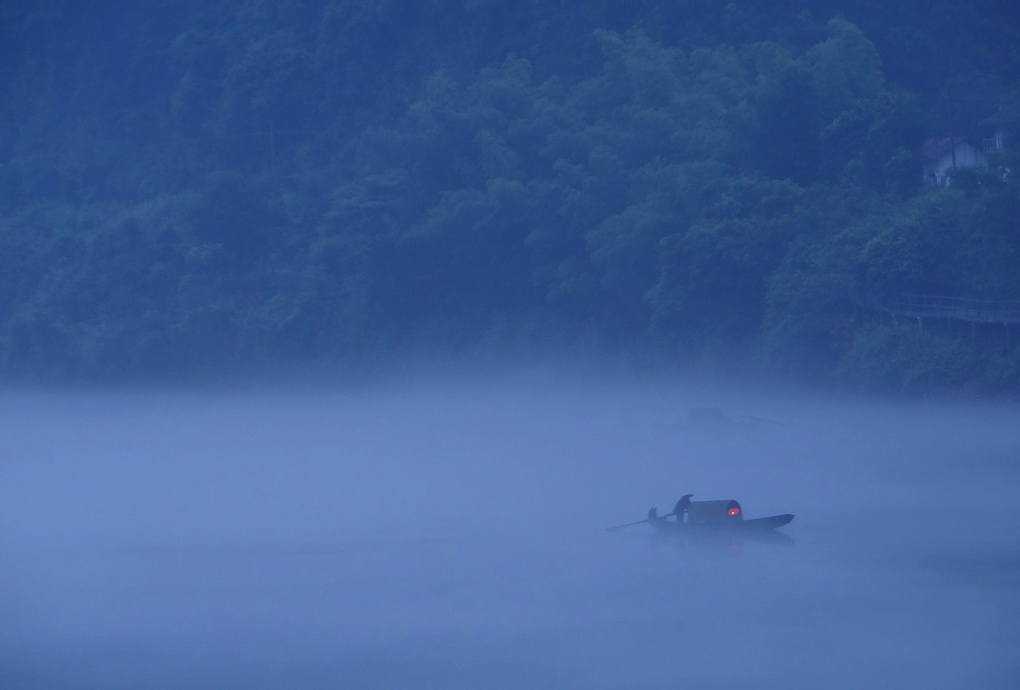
{"left": 648, "top": 499, "right": 793, "bottom": 532}
{"left": 604, "top": 498, "right": 793, "bottom": 535}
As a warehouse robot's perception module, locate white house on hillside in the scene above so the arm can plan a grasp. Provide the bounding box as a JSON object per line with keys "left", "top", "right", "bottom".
{"left": 980, "top": 102, "right": 1019, "bottom": 153}
{"left": 921, "top": 138, "right": 988, "bottom": 187}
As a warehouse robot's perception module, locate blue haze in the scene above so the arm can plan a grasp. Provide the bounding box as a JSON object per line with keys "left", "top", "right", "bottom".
{"left": 1, "top": 375, "right": 1019, "bottom": 688}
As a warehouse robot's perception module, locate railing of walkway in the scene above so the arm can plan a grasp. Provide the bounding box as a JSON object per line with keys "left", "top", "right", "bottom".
{"left": 884, "top": 294, "right": 1020, "bottom": 324}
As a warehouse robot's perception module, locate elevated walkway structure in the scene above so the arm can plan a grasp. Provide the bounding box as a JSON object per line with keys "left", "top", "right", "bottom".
{"left": 883, "top": 294, "right": 1020, "bottom": 325}
{"left": 881, "top": 294, "right": 1020, "bottom": 349}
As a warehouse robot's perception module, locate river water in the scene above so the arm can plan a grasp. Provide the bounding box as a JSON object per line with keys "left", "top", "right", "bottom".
{"left": 2, "top": 376, "right": 1018, "bottom": 688}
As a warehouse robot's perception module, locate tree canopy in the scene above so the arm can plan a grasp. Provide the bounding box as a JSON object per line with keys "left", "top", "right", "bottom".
{"left": 1, "top": 0, "right": 1019, "bottom": 393}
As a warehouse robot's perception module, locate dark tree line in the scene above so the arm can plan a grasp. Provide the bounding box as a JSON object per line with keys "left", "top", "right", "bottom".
{"left": 1, "top": 1, "right": 1019, "bottom": 392}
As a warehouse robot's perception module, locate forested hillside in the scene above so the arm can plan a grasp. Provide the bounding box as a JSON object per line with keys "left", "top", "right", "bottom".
{"left": 2, "top": 1, "right": 1019, "bottom": 392}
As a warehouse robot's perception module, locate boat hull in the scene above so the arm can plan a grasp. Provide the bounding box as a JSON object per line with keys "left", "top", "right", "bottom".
{"left": 646, "top": 513, "right": 795, "bottom": 546}
{"left": 649, "top": 513, "right": 794, "bottom": 533}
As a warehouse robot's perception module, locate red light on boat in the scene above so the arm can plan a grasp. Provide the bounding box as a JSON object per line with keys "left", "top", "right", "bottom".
{"left": 727, "top": 508, "right": 740, "bottom": 516}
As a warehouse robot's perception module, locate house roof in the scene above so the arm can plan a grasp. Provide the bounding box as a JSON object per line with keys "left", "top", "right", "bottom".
{"left": 980, "top": 102, "right": 1020, "bottom": 128}
{"left": 920, "top": 137, "right": 976, "bottom": 162}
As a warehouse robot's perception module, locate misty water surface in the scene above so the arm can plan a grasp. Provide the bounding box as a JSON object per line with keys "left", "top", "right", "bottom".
{"left": 2, "top": 375, "right": 1019, "bottom": 689}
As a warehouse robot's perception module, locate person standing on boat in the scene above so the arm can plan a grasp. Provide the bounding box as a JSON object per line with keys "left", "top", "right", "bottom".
{"left": 673, "top": 493, "right": 693, "bottom": 522}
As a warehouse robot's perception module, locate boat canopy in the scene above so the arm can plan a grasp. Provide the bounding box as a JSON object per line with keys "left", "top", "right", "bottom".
{"left": 686, "top": 499, "right": 742, "bottom": 523}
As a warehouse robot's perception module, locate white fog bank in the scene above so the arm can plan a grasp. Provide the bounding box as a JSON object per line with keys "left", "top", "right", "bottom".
{"left": 1, "top": 375, "right": 1018, "bottom": 688}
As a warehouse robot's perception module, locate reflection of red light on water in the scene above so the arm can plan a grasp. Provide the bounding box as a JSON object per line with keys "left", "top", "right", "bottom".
{"left": 727, "top": 508, "right": 740, "bottom": 516}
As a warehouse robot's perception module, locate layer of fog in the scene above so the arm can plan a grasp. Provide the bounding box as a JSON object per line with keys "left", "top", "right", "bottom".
{"left": 2, "top": 374, "right": 1018, "bottom": 689}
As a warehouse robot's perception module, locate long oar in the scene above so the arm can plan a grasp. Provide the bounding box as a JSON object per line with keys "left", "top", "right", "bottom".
{"left": 606, "top": 512, "right": 675, "bottom": 531}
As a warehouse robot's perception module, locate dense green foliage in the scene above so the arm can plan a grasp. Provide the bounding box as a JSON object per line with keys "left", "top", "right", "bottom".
{"left": 2, "top": 1, "right": 1019, "bottom": 392}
